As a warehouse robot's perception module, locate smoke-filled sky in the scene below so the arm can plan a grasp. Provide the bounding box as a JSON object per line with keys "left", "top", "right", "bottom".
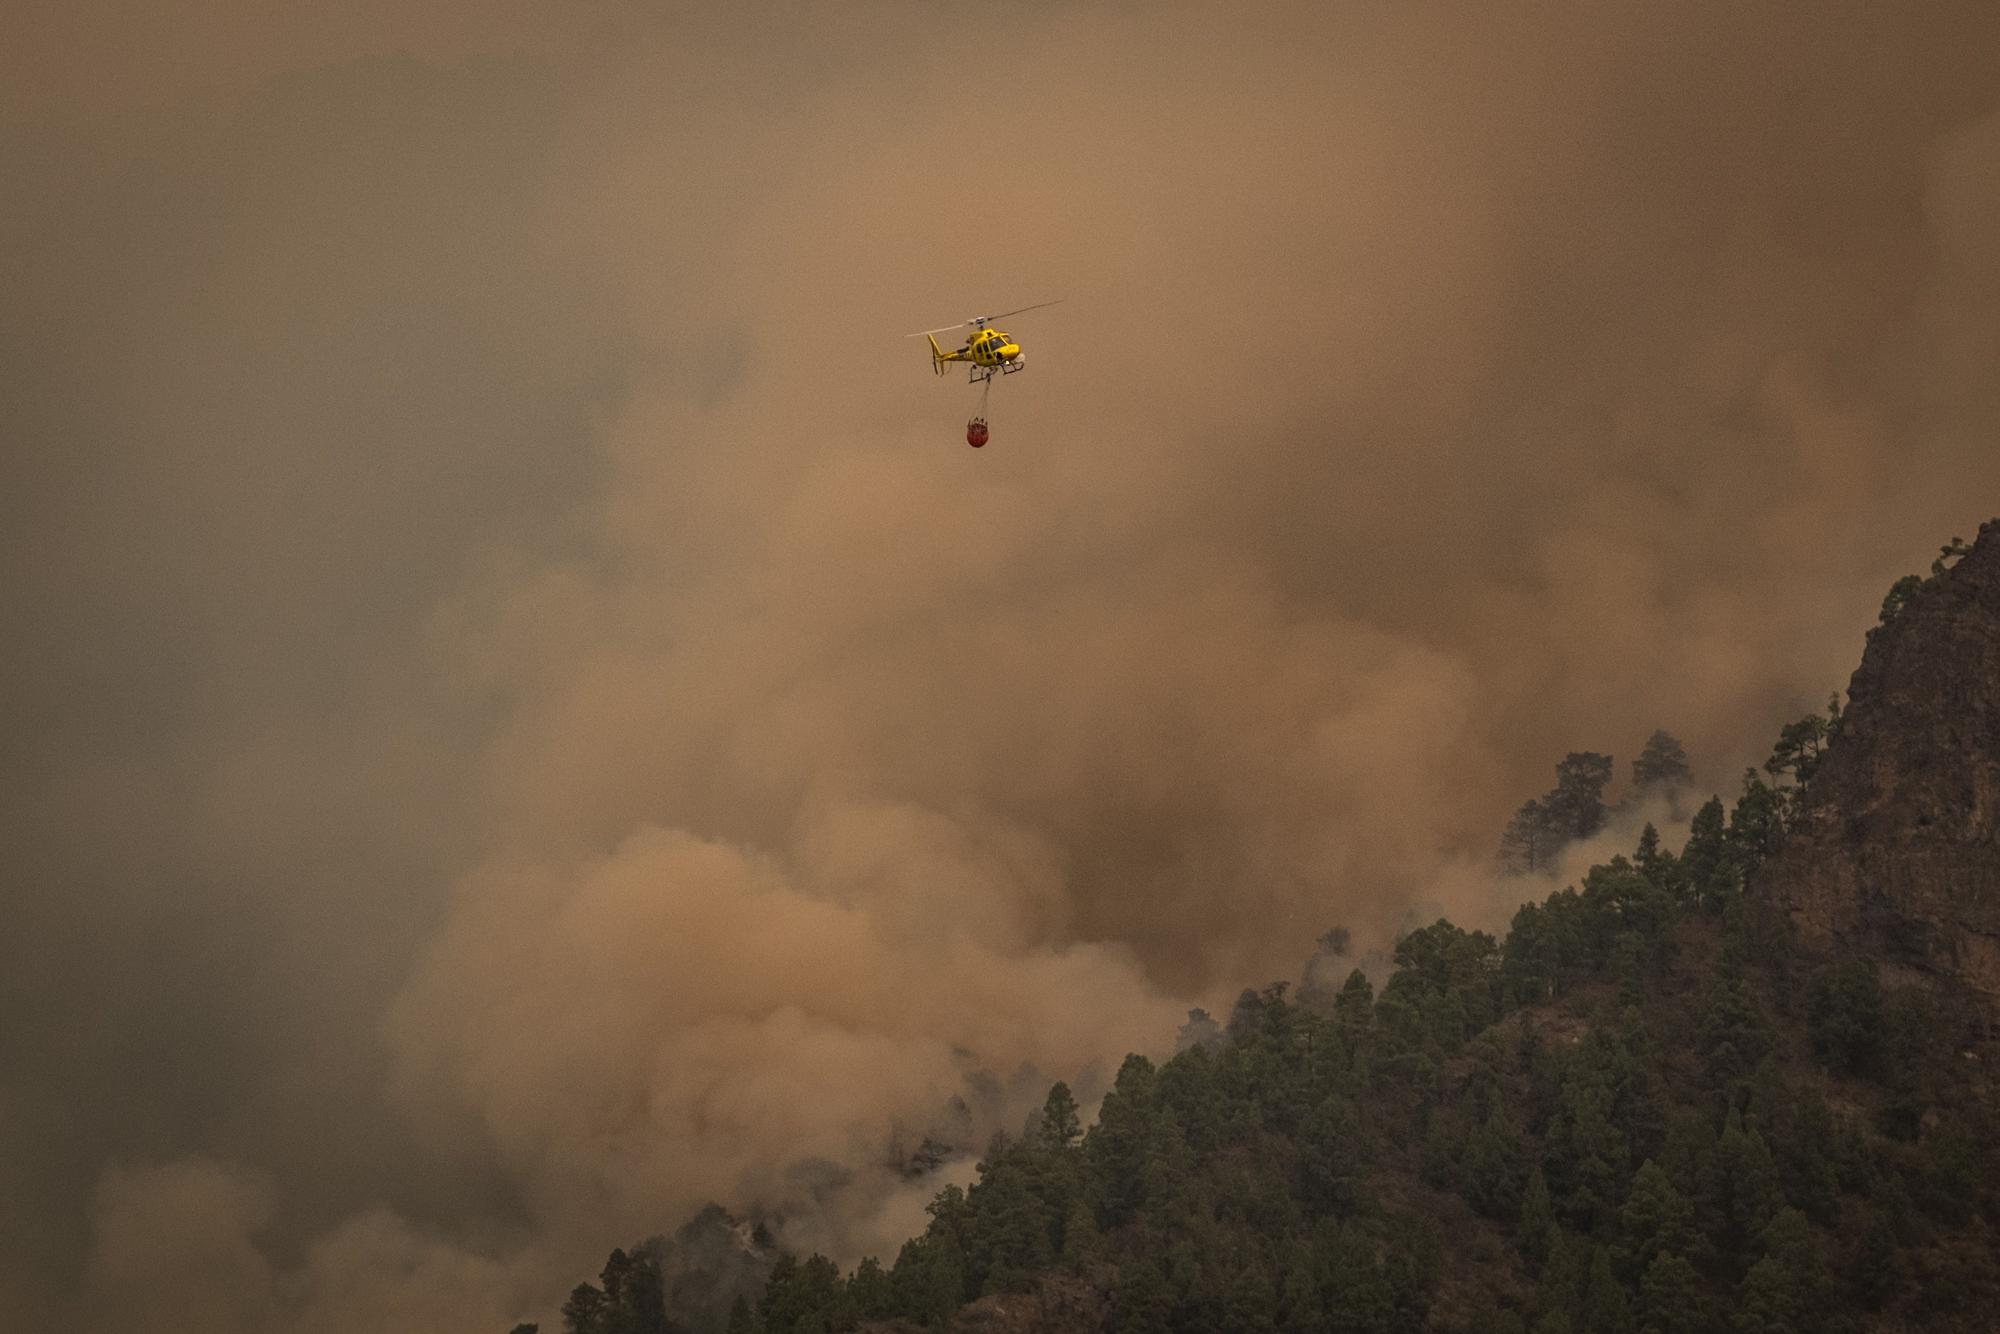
{"left": 7, "top": 3, "right": 2000, "bottom": 1329}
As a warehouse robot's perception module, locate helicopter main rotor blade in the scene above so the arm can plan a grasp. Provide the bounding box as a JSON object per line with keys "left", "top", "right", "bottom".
{"left": 975, "top": 299, "right": 1063, "bottom": 324}
{"left": 904, "top": 301, "right": 1062, "bottom": 338}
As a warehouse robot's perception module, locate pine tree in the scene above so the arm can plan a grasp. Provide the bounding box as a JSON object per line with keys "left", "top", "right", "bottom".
{"left": 1733, "top": 1206, "right": 1824, "bottom": 1333}
{"left": 1806, "top": 960, "right": 1882, "bottom": 1076}
{"left": 758, "top": 1253, "right": 842, "bottom": 1334}
{"left": 964, "top": 1139, "right": 1053, "bottom": 1297}
{"left": 1544, "top": 1073, "right": 1630, "bottom": 1234}
{"left": 1764, "top": 714, "right": 1832, "bottom": 787}
{"left": 1219, "top": 1257, "right": 1279, "bottom": 1334}
{"left": 1853, "top": 1214, "right": 1899, "bottom": 1311}
{"left": 1037, "top": 1081, "right": 1083, "bottom": 1149}
{"left": 1655, "top": 1109, "right": 1712, "bottom": 1206}
{"left": 1318, "top": 1220, "right": 1394, "bottom": 1334}
{"left": 1582, "top": 856, "right": 1674, "bottom": 971}
{"left": 1502, "top": 902, "right": 1563, "bottom": 1005}
{"left": 1058, "top": 1195, "right": 1100, "bottom": 1272}
{"left": 1086, "top": 1054, "right": 1157, "bottom": 1228}
{"left": 1733, "top": 1244, "right": 1818, "bottom": 1334}
{"left": 1681, "top": 797, "right": 1730, "bottom": 912}
{"left": 1616, "top": 1160, "right": 1696, "bottom": 1282}
{"left": 1704, "top": 1110, "right": 1784, "bottom": 1269}
{"left": 1114, "top": 1256, "right": 1175, "bottom": 1334}
{"left": 887, "top": 1232, "right": 964, "bottom": 1329}
{"left": 1534, "top": 1228, "right": 1585, "bottom": 1330}
{"left": 1771, "top": 1091, "right": 1840, "bottom": 1224}
{"left": 1500, "top": 797, "right": 1559, "bottom": 874}
{"left": 599, "top": 1247, "right": 666, "bottom": 1334}
{"left": 1381, "top": 1213, "right": 1444, "bottom": 1328}
{"left": 1298, "top": 1094, "right": 1366, "bottom": 1219}
{"left": 1698, "top": 965, "right": 1770, "bottom": 1087}
{"left": 1275, "top": 1238, "right": 1324, "bottom": 1333}
{"left": 1876, "top": 572, "right": 1924, "bottom": 625}
{"left": 1578, "top": 1244, "right": 1632, "bottom": 1334}
{"left": 1334, "top": 969, "right": 1374, "bottom": 1048}
{"left": 1462, "top": 1102, "right": 1529, "bottom": 1220}
{"left": 1176, "top": 1007, "right": 1225, "bottom": 1053}
{"left": 1519, "top": 1166, "right": 1558, "bottom": 1272}
{"left": 1547, "top": 752, "right": 1615, "bottom": 840}
{"left": 1138, "top": 1117, "right": 1200, "bottom": 1233}
{"left": 1633, "top": 822, "right": 1663, "bottom": 875}
{"left": 1728, "top": 770, "right": 1784, "bottom": 868}
{"left": 1931, "top": 535, "right": 1972, "bottom": 575}
{"left": 562, "top": 1283, "right": 607, "bottom": 1334}
{"left": 846, "top": 1257, "right": 891, "bottom": 1322}
{"left": 1633, "top": 1251, "right": 1702, "bottom": 1334}
{"left": 1631, "top": 731, "right": 1692, "bottom": 805}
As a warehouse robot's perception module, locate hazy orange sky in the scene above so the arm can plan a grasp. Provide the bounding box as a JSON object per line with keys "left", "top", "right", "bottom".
{"left": 6, "top": 4, "right": 2000, "bottom": 1330}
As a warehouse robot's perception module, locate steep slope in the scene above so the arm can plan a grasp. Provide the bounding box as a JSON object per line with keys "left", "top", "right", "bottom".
{"left": 537, "top": 526, "right": 2000, "bottom": 1334}
{"left": 1759, "top": 519, "right": 2000, "bottom": 997}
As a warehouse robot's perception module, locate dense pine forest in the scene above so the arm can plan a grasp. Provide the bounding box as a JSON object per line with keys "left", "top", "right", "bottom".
{"left": 523, "top": 535, "right": 2000, "bottom": 1334}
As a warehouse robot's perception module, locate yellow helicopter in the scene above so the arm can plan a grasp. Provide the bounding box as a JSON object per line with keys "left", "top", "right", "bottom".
{"left": 908, "top": 301, "right": 1062, "bottom": 384}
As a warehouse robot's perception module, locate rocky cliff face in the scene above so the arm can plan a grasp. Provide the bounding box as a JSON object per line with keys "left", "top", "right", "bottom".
{"left": 1759, "top": 519, "right": 2000, "bottom": 998}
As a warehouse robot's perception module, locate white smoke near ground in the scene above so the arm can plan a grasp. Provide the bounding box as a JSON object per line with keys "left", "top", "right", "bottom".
{"left": 387, "top": 826, "right": 1177, "bottom": 1249}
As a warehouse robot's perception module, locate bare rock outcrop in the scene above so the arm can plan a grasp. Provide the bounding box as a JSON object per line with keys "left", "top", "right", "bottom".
{"left": 1758, "top": 519, "right": 2000, "bottom": 998}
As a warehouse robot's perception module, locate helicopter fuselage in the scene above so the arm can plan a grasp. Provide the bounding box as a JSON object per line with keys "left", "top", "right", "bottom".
{"left": 913, "top": 302, "right": 1057, "bottom": 384}
{"left": 949, "top": 326, "right": 1020, "bottom": 367}
{"left": 926, "top": 325, "right": 1024, "bottom": 382}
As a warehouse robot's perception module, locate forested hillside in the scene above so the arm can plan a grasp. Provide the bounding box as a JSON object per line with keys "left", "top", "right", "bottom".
{"left": 526, "top": 529, "right": 2000, "bottom": 1334}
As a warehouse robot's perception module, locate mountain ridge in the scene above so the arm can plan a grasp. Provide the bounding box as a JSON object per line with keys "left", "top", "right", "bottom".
{"left": 1759, "top": 519, "right": 2000, "bottom": 999}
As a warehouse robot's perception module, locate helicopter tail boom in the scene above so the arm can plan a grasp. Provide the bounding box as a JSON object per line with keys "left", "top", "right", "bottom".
{"left": 925, "top": 333, "right": 948, "bottom": 376}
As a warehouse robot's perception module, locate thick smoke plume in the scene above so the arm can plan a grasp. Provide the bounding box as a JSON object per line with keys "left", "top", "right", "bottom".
{"left": 6, "top": 3, "right": 2000, "bottom": 1329}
